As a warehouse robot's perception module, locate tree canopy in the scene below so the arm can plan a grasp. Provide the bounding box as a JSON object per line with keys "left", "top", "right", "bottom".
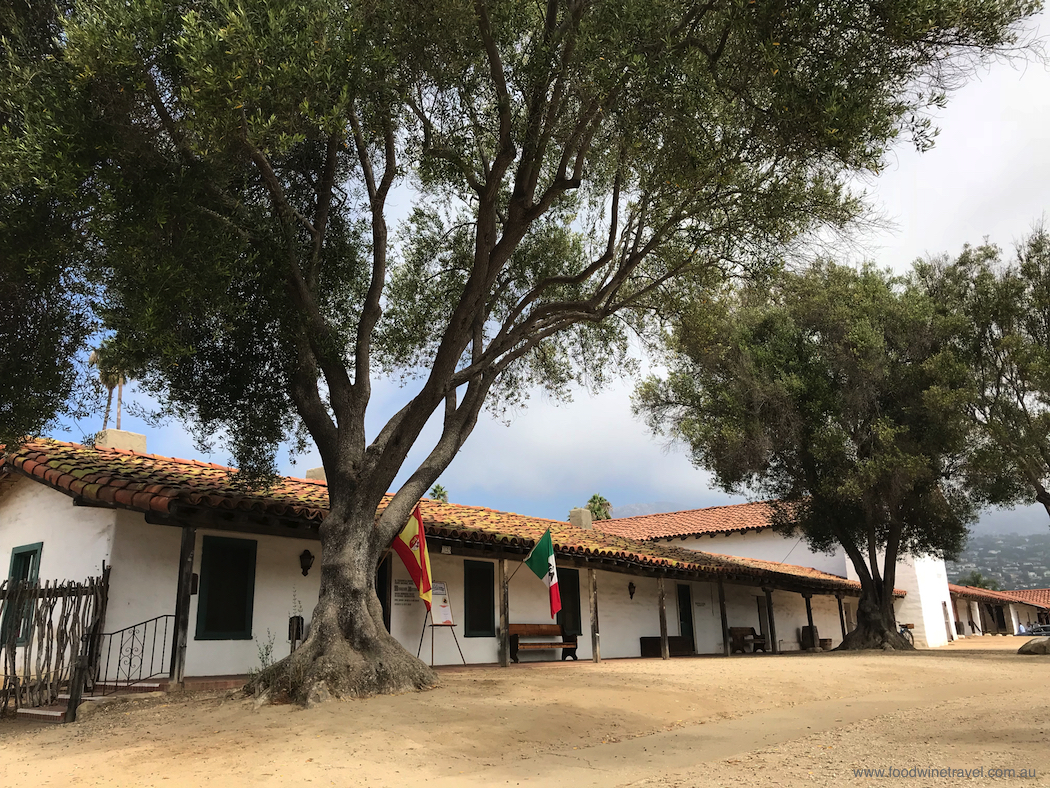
{"left": 916, "top": 229, "right": 1050, "bottom": 523}
{"left": 956, "top": 570, "right": 1003, "bottom": 590}
{"left": 634, "top": 262, "right": 979, "bottom": 646}
{"left": 1, "top": 0, "right": 1039, "bottom": 693}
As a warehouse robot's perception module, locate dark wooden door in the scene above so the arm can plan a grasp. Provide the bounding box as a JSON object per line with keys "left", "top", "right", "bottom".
{"left": 677, "top": 584, "right": 695, "bottom": 652}
{"left": 376, "top": 555, "right": 392, "bottom": 632}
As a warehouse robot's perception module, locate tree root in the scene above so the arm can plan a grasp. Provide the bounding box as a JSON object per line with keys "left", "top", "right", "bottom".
{"left": 247, "top": 637, "right": 438, "bottom": 706}
{"left": 836, "top": 623, "right": 915, "bottom": 651}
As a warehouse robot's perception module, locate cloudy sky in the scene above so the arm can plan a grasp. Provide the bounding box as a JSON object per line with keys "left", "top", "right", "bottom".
{"left": 101, "top": 15, "right": 1050, "bottom": 534}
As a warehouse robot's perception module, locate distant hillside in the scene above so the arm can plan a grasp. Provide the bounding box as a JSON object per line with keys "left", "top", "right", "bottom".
{"left": 948, "top": 532, "right": 1050, "bottom": 590}
{"left": 610, "top": 501, "right": 685, "bottom": 519}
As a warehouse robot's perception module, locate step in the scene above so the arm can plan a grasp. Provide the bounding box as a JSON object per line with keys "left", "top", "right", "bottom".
{"left": 90, "top": 680, "right": 163, "bottom": 694}
{"left": 16, "top": 705, "right": 68, "bottom": 723}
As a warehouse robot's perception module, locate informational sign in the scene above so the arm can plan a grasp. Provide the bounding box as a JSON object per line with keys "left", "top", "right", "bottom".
{"left": 393, "top": 578, "right": 418, "bottom": 607}
{"left": 431, "top": 581, "right": 455, "bottom": 625}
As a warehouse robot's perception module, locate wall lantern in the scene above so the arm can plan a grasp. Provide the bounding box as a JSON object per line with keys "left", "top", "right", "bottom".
{"left": 628, "top": 581, "right": 636, "bottom": 600}
{"left": 299, "top": 549, "right": 315, "bottom": 577}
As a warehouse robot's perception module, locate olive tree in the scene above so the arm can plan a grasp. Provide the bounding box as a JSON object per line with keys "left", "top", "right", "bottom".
{"left": 634, "top": 264, "right": 979, "bottom": 648}
{"left": 1, "top": 0, "right": 1037, "bottom": 698}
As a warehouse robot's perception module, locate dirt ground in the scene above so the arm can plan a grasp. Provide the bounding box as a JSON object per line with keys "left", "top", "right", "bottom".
{"left": 1, "top": 638, "right": 1047, "bottom": 787}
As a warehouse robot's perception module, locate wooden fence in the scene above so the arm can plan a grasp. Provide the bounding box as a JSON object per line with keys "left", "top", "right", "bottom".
{"left": 0, "top": 569, "right": 110, "bottom": 715}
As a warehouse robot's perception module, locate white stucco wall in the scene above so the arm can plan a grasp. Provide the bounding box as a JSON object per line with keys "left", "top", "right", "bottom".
{"left": 184, "top": 529, "right": 322, "bottom": 676}
{"left": 667, "top": 526, "right": 966, "bottom": 648}
{"left": 844, "top": 551, "right": 956, "bottom": 647}
{"left": 971, "top": 600, "right": 984, "bottom": 634}
{"left": 676, "top": 530, "right": 848, "bottom": 577}
{"left": 893, "top": 555, "right": 956, "bottom": 648}
{"left": 104, "top": 520, "right": 322, "bottom": 677}
{"left": 0, "top": 478, "right": 115, "bottom": 582}
{"left": 1008, "top": 604, "right": 1022, "bottom": 635}
{"left": 386, "top": 551, "right": 855, "bottom": 666}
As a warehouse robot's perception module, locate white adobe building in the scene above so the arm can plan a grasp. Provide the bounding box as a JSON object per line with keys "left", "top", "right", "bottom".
{"left": 2, "top": 433, "right": 882, "bottom": 713}
{"left": 596, "top": 502, "right": 960, "bottom": 648}
{"left": 948, "top": 584, "right": 1049, "bottom": 636}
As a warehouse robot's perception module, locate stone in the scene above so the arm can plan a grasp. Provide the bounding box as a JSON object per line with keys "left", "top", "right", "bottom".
{"left": 252, "top": 688, "right": 271, "bottom": 709}
{"left": 1017, "top": 636, "right": 1050, "bottom": 655}
{"left": 306, "top": 681, "right": 331, "bottom": 708}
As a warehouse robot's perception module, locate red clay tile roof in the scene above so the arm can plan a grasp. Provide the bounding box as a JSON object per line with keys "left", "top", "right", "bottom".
{"left": 948, "top": 584, "right": 1050, "bottom": 610}
{"left": 4, "top": 439, "right": 879, "bottom": 596}
{"left": 1008, "top": 588, "right": 1050, "bottom": 607}
{"left": 596, "top": 501, "right": 778, "bottom": 541}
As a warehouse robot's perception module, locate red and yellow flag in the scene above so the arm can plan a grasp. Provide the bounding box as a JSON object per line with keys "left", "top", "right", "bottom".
{"left": 392, "top": 505, "right": 433, "bottom": 610}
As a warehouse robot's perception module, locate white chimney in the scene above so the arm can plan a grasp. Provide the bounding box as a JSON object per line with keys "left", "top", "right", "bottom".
{"left": 569, "top": 507, "right": 593, "bottom": 530}
{"left": 305, "top": 467, "right": 327, "bottom": 482}
{"left": 95, "top": 429, "right": 147, "bottom": 453}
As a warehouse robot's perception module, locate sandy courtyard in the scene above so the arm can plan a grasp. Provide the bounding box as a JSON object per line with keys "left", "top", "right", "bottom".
{"left": 1, "top": 639, "right": 1047, "bottom": 787}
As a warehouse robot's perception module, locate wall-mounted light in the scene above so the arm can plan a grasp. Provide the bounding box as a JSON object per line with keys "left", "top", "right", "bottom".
{"left": 299, "top": 549, "right": 315, "bottom": 576}
{"left": 628, "top": 581, "right": 636, "bottom": 600}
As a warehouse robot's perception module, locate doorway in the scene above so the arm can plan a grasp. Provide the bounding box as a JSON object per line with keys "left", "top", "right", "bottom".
{"left": 677, "top": 584, "right": 695, "bottom": 652}
{"left": 756, "top": 596, "right": 770, "bottom": 640}
{"left": 376, "top": 555, "right": 392, "bottom": 632}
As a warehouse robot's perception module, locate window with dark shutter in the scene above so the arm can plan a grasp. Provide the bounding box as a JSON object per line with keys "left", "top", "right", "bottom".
{"left": 4, "top": 543, "right": 42, "bottom": 645}
{"left": 195, "top": 536, "right": 257, "bottom": 640}
{"left": 463, "top": 560, "right": 495, "bottom": 637}
{"left": 556, "top": 568, "right": 582, "bottom": 636}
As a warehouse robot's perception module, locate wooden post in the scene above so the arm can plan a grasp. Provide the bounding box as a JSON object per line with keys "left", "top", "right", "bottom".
{"left": 498, "top": 558, "right": 510, "bottom": 667}
{"left": 802, "top": 593, "right": 815, "bottom": 649}
{"left": 588, "top": 568, "right": 600, "bottom": 663}
{"left": 836, "top": 594, "right": 847, "bottom": 640}
{"left": 764, "top": 587, "right": 778, "bottom": 654}
{"left": 168, "top": 526, "right": 196, "bottom": 688}
{"left": 64, "top": 634, "right": 90, "bottom": 723}
{"left": 717, "top": 577, "right": 730, "bottom": 656}
{"left": 658, "top": 576, "right": 669, "bottom": 660}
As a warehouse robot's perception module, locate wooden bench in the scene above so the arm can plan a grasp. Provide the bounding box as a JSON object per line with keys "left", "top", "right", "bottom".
{"left": 509, "top": 623, "right": 578, "bottom": 663}
{"left": 640, "top": 635, "right": 694, "bottom": 658}
{"left": 728, "top": 626, "right": 767, "bottom": 654}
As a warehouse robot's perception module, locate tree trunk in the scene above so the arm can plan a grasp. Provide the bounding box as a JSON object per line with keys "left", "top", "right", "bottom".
{"left": 838, "top": 586, "right": 913, "bottom": 650}
{"left": 248, "top": 503, "right": 437, "bottom": 705}
{"left": 1034, "top": 484, "right": 1050, "bottom": 523}
{"left": 102, "top": 389, "right": 112, "bottom": 432}
{"left": 837, "top": 534, "right": 914, "bottom": 651}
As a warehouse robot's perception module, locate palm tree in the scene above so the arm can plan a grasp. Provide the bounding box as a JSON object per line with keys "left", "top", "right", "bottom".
{"left": 88, "top": 342, "right": 127, "bottom": 431}
{"left": 586, "top": 494, "right": 612, "bottom": 521}
{"left": 956, "top": 570, "right": 1003, "bottom": 591}
{"left": 429, "top": 484, "right": 448, "bottom": 504}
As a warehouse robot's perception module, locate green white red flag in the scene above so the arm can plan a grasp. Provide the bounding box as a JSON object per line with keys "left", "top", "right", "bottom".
{"left": 524, "top": 528, "right": 561, "bottom": 618}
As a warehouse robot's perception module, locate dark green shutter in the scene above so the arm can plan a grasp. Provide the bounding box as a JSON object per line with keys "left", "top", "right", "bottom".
{"left": 4, "top": 543, "right": 43, "bottom": 645}
{"left": 195, "top": 536, "right": 257, "bottom": 640}
{"left": 557, "top": 568, "right": 582, "bottom": 636}
{"left": 463, "top": 560, "right": 495, "bottom": 637}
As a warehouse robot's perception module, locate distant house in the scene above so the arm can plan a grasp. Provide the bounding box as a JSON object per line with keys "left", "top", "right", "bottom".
{"left": 948, "top": 585, "right": 1050, "bottom": 634}
{"left": 595, "top": 502, "right": 959, "bottom": 648}
{"left": 1, "top": 434, "right": 882, "bottom": 696}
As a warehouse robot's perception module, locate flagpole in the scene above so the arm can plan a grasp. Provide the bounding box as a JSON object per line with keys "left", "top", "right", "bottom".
{"left": 506, "top": 560, "right": 527, "bottom": 583}
{"left": 507, "top": 527, "right": 551, "bottom": 583}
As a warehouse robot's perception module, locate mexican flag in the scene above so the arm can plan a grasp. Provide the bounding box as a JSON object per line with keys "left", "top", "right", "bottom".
{"left": 524, "top": 528, "right": 561, "bottom": 618}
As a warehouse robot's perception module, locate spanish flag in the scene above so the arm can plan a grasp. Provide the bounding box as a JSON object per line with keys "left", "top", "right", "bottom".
{"left": 392, "top": 505, "right": 433, "bottom": 610}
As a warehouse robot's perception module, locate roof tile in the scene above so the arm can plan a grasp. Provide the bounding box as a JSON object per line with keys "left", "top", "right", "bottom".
{"left": 4, "top": 439, "right": 881, "bottom": 597}
{"left": 596, "top": 501, "right": 778, "bottom": 541}
{"left": 1009, "top": 588, "right": 1050, "bottom": 607}
{"left": 948, "top": 584, "right": 1050, "bottom": 610}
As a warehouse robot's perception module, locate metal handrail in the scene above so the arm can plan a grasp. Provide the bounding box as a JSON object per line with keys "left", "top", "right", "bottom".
{"left": 89, "top": 615, "right": 175, "bottom": 696}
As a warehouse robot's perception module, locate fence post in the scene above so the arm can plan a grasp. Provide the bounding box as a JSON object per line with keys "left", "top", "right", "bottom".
{"left": 64, "top": 634, "right": 91, "bottom": 723}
